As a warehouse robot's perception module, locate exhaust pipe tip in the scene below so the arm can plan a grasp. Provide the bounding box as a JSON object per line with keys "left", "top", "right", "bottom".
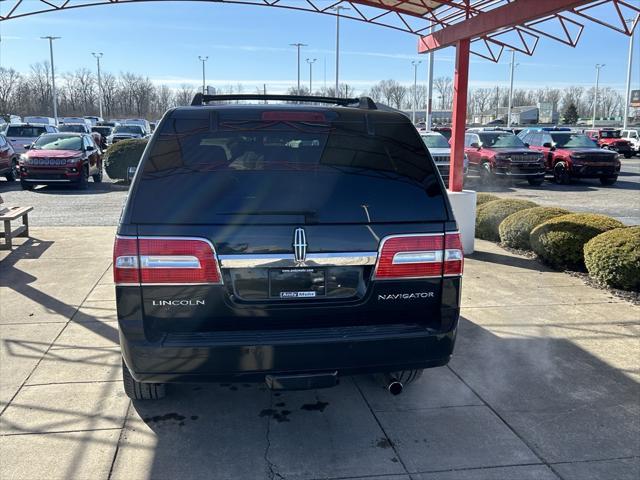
{"left": 387, "top": 380, "right": 403, "bottom": 396}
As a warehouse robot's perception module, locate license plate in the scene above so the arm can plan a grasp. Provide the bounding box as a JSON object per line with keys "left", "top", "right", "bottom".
{"left": 269, "top": 268, "right": 326, "bottom": 299}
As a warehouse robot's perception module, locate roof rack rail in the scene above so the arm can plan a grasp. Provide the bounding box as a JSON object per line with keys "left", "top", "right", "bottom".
{"left": 190, "top": 93, "right": 377, "bottom": 110}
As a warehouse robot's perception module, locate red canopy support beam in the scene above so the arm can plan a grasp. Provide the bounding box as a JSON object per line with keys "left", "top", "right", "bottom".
{"left": 418, "top": 0, "right": 591, "bottom": 52}
{"left": 448, "top": 37, "right": 469, "bottom": 192}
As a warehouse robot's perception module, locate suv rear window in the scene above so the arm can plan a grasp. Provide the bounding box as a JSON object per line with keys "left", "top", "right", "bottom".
{"left": 6, "top": 126, "right": 46, "bottom": 137}
{"left": 130, "top": 109, "right": 445, "bottom": 224}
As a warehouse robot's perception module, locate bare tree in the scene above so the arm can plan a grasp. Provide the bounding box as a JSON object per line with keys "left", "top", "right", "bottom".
{"left": 0, "top": 67, "right": 22, "bottom": 113}
{"left": 433, "top": 76, "right": 452, "bottom": 109}
{"left": 175, "top": 84, "right": 196, "bottom": 106}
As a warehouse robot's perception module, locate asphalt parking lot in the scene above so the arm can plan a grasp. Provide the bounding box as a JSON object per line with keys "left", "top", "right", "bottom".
{"left": 0, "top": 159, "right": 638, "bottom": 227}
{"left": 470, "top": 158, "right": 640, "bottom": 225}
{"left": 1, "top": 227, "right": 638, "bottom": 480}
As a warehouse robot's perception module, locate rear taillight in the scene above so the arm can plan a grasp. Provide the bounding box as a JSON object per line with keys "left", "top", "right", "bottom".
{"left": 444, "top": 232, "right": 464, "bottom": 276}
{"left": 113, "top": 236, "right": 222, "bottom": 285}
{"left": 373, "top": 232, "right": 463, "bottom": 280}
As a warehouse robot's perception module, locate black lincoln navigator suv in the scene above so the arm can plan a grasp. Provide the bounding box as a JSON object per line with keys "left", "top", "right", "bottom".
{"left": 114, "top": 94, "right": 463, "bottom": 399}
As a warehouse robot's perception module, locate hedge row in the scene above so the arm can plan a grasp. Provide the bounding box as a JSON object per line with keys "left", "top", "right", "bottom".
{"left": 104, "top": 138, "right": 148, "bottom": 181}
{"left": 475, "top": 199, "right": 539, "bottom": 241}
{"left": 475, "top": 198, "right": 637, "bottom": 291}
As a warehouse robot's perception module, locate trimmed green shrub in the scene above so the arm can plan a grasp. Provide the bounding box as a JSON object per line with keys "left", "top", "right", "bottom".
{"left": 476, "top": 193, "right": 500, "bottom": 206}
{"left": 475, "top": 199, "right": 539, "bottom": 241}
{"left": 499, "top": 207, "right": 571, "bottom": 250}
{"left": 104, "top": 138, "right": 148, "bottom": 181}
{"left": 584, "top": 226, "right": 640, "bottom": 291}
{"left": 530, "top": 213, "right": 624, "bottom": 270}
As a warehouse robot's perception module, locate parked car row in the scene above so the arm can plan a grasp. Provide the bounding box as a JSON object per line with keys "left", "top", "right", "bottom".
{"left": 419, "top": 126, "right": 630, "bottom": 186}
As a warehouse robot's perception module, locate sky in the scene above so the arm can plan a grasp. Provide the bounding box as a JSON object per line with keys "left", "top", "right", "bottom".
{"left": 0, "top": 0, "right": 638, "bottom": 94}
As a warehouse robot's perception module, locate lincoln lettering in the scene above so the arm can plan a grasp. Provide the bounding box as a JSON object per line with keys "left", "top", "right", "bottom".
{"left": 152, "top": 300, "right": 205, "bottom": 306}
{"left": 378, "top": 292, "right": 434, "bottom": 301}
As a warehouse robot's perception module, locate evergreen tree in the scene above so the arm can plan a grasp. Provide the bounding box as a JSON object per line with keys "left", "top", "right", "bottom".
{"left": 563, "top": 102, "right": 579, "bottom": 125}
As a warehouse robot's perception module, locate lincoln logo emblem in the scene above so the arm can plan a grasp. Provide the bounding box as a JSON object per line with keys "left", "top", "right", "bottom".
{"left": 293, "top": 227, "right": 307, "bottom": 263}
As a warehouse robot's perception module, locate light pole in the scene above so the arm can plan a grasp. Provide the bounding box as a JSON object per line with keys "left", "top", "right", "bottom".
{"left": 331, "top": 5, "right": 350, "bottom": 97}
{"left": 592, "top": 64, "right": 605, "bottom": 128}
{"left": 623, "top": 19, "right": 635, "bottom": 129}
{"left": 92, "top": 52, "right": 104, "bottom": 119}
{"left": 306, "top": 58, "right": 317, "bottom": 93}
{"left": 506, "top": 49, "right": 519, "bottom": 127}
{"left": 198, "top": 56, "right": 208, "bottom": 96}
{"left": 411, "top": 60, "right": 422, "bottom": 125}
{"left": 425, "top": 25, "right": 435, "bottom": 130}
{"left": 289, "top": 43, "right": 307, "bottom": 92}
{"left": 41, "top": 36, "right": 60, "bottom": 123}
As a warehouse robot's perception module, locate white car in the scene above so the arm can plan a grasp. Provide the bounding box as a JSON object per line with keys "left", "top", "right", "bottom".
{"left": 4, "top": 123, "right": 58, "bottom": 154}
{"left": 23, "top": 116, "right": 57, "bottom": 126}
{"left": 621, "top": 129, "right": 640, "bottom": 155}
{"left": 123, "top": 118, "right": 151, "bottom": 135}
{"left": 420, "top": 131, "right": 469, "bottom": 183}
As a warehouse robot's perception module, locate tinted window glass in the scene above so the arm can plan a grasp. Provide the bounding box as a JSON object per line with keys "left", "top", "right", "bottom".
{"left": 131, "top": 109, "right": 445, "bottom": 224}
{"left": 550, "top": 133, "right": 597, "bottom": 148}
{"left": 92, "top": 127, "right": 113, "bottom": 136}
{"left": 600, "top": 130, "right": 620, "bottom": 138}
{"left": 421, "top": 134, "right": 449, "bottom": 149}
{"left": 114, "top": 125, "right": 144, "bottom": 135}
{"left": 478, "top": 132, "right": 526, "bottom": 148}
{"left": 59, "top": 125, "right": 87, "bottom": 133}
{"left": 6, "top": 126, "right": 46, "bottom": 137}
{"left": 33, "top": 134, "right": 83, "bottom": 151}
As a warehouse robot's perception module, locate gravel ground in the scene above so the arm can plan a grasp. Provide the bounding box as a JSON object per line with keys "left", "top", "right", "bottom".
{"left": 0, "top": 159, "right": 638, "bottom": 227}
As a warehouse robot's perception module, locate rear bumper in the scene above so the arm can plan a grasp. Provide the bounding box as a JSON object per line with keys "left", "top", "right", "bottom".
{"left": 121, "top": 322, "right": 457, "bottom": 383}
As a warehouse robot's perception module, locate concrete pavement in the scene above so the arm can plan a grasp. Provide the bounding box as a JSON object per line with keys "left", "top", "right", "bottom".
{"left": 0, "top": 227, "right": 638, "bottom": 480}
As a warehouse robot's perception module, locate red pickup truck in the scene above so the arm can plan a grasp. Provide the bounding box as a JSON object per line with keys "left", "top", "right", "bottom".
{"left": 584, "top": 128, "right": 633, "bottom": 159}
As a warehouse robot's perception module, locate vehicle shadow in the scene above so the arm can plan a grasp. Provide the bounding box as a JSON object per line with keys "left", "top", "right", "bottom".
{"left": 120, "top": 317, "right": 639, "bottom": 479}
{"left": 29, "top": 181, "right": 129, "bottom": 195}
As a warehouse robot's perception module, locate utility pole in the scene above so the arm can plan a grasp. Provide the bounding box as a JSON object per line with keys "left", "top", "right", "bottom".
{"left": 331, "top": 5, "right": 350, "bottom": 97}
{"left": 425, "top": 25, "right": 435, "bottom": 130}
{"left": 289, "top": 43, "right": 307, "bottom": 92}
{"left": 41, "top": 36, "right": 61, "bottom": 123}
{"left": 198, "top": 56, "right": 208, "bottom": 96}
{"left": 306, "top": 58, "right": 317, "bottom": 93}
{"left": 411, "top": 60, "right": 422, "bottom": 125}
{"left": 623, "top": 19, "right": 635, "bottom": 129}
{"left": 592, "top": 64, "right": 605, "bottom": 128}
{"left": 92, "top": 52, "right": 104, "bottom": 119}
{"left": 507, "top": 49, "right": 516, "bottom": 127}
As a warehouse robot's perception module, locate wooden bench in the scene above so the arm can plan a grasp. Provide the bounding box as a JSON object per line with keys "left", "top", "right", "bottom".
{"left": 0, "top": 203, "right": 33, "bottom": 250}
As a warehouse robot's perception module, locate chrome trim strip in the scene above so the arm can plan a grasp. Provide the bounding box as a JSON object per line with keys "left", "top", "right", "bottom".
{"left": 392, "top": 250, "right": 443, "bottom": 264}
{"left": 218, "top": 252, "right": 378, "bottom": 269}
{"left": 23, "top": 178, "right": 72, "bottom": 182}
{"left": 140, "top": 255, "right": 201, "bottom": 269}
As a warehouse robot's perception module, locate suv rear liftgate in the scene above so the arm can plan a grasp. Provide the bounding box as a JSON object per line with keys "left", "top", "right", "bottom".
{"left": 114, "top": 95, "right": 463, "bottom": 399}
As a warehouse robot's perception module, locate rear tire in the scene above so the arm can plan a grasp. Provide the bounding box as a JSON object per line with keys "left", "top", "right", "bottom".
{"left": 122, "top": 359, "right": 166, "bottom": 400}
{"left": 527, "top": 176, "right": 544, "bottom": 186}
{"left": 20, "top": 180, "right": 33, "bottom": 191}
{"left": 624, "top": 153, "right": 633, "bottom": 159}
{"left": 599, "top": 176, "right": 617, "bottom": 186}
